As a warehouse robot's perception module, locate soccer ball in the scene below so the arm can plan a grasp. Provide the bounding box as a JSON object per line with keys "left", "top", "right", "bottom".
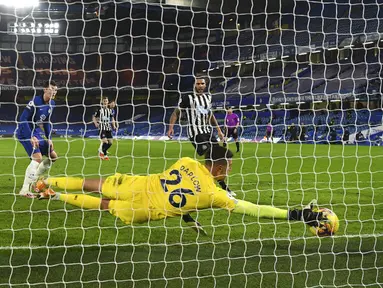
{"left": 309, "top": 208, "right": 339, "bottom": 237}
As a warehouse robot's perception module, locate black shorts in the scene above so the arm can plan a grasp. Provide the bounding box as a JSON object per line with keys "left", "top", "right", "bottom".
{"left": 100, "top": 130, "right": 113, "bottom": 139}
{"left": 189, "top": 133, "right": 218, "bottom": 156}
{"left": 226, "top": 127, "right": 238, "bottom": 139}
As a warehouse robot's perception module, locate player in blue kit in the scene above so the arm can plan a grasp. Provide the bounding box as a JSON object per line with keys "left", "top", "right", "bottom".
{"left": 17, "top": 80, "right": 58, "bottom": 198}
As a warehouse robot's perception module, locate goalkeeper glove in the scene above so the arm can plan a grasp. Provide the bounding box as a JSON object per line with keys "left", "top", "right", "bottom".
{"left": 289, "top": 200, "right": 327, "bottom": 227}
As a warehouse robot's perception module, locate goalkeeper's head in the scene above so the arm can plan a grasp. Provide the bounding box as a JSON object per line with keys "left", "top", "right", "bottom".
{"left": 204, "top": 145, "right": 233, "bottom": 181}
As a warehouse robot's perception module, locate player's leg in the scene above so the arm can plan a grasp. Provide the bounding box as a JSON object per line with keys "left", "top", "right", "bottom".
{"left": 191, "top": 133, "right": 219, "bottom": 156}
{"left": 206, "top": 134, "right": 237, "bottom": 197}
{"left": 222, "top": 128, "right": 228, "bottom": 148}
{"left": 20, "top": 152, "right": 43, "bottom": 197}
{"left": 83, "top": 178, "right": 105, "bottom": 192}
{"left": 190, "top": 134, "right": 209, "bottom": 157}
{"left": 39, "top": 189, "right": 148, "bottom": 224}
{"left": 100, "top": 138, "right": 108, "bottom": 158}
{"left": 19, "top": 138, "right": 43, "bottom": 197}
{"left": 36, "top": 141, "right": 58, "bottom": 176}
{"left": 38, "top": 188, "right": 102, "bottom": 209}
{"left": 35, "top": 173, "right": 139, "bottom": 201}
{"left": 34, "top": 176, "right": 104, "bottom": 194}
{"left": 103, "top": 135, "right": 113, "bottom": 160}
{"left": 233, "top": 129, "right": 240, "bottom": 152}
{"left": 98, "top": 130, "right": 108, "bottom": 159}
{"left": 190, "top": 133, "right": 235, "bottom": 196}
{"left": 98, "top": 141, "right": 104, "bottom": 156}
{"left": 36, "top": 173, "right": 136, "bottom": 201}
{"left": 107, "top": 199, "right": 149, "bottom": 224}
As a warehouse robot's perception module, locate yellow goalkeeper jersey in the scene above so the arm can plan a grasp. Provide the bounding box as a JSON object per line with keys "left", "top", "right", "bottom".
{"left": 146, "top": 157, "right": 236, "bottom": 220}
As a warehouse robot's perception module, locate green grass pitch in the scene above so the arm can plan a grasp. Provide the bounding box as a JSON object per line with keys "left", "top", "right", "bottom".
{"left": 0, "top": 138, "right": 382, "bottom": 287}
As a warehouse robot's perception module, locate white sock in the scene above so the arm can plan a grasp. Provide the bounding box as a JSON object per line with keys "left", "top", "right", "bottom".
{"left": 99, "top": 142, "right": 103, "bottom": 152}
{"left": 21, "top": 160, "right": 40, "bottom": 192}
{"left": 36, "top": 159, "right": 52, "bottom": 176}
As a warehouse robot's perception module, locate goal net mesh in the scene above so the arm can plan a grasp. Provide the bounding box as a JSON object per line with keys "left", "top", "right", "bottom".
{"left": 0, "top": 0, "right": 382, "bottom": 287}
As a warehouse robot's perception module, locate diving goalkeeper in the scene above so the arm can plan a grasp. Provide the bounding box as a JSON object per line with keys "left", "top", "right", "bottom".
{"left": 33, "top": 146, "right": 324, "bottom": 231}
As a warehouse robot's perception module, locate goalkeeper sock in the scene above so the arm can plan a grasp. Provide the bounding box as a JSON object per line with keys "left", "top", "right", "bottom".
{"left": 236, "top": 142, "right": 239, "bottom": 152}
{"left": 36, "top": 159, "right": 52, "bottom": 176}
{"left": 21, "top": 160, "right": 40, "bottom": 192}
{"left": 46, "top": 177, "right": 84, "bottom": 190}
{"left": 233, "top": 200, "right": 288, "bottom": 219}
{"left": 58, "top": 193, "right": 101, "bottom": 209}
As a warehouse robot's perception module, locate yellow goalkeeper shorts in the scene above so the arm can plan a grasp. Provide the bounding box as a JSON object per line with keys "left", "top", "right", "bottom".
{"left": 108, "top": 199, "right": 149, "bottom": 224}
{"left": 101, "top": 173, "right": 148, "bottom": 200}
{"left": 102, "top": 173, "right": 150, "bottom": 224}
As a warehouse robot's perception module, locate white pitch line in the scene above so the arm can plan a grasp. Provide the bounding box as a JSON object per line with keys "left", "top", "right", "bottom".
{"left": 0, "top": 234, "right": 381, "bottom": 250}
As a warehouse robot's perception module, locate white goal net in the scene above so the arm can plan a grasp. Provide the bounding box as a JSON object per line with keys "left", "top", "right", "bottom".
{"left": 0, "top": 0, "right": 382, "bottom": 287}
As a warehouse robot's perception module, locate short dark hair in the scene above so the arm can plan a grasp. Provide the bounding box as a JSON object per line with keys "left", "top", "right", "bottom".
{"left": 205, "top": 145, "right": 233, "bottom": 166}
{"left": 43, "top": 80, "right": 57, "bottom": 88}
{"left": 195, "top": 76, "right": 206, "bottom": 83}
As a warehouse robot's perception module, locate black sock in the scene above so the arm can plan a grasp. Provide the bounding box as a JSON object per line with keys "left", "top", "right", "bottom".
{"left": 106, "top": 143, "right": 112, "bottom": 154}
{"left": 102, "top": 143, "right": 108, "bottom": 155}
{"left": 288, "top": 209, "right": 302, "bottom": 221}
{"left": 223, "top": 142, "right": 227, "bottom": 148}
{"left": 236, "top": 142, "right": 239, "bottom": 151}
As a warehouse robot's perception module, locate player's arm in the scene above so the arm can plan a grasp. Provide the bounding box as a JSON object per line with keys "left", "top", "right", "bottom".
{"left": 232, "top": 200, "right": 326, "bottom": 226}
{"left": 112, "top": 116, "right": 117, "bottom": 130}
{"left": 212, "top": 187, "right": 326, "bottom": 226}
{"left": 19, "top": 101, "right": 34, "bottom": 139}
{"left": 168, "top": 94, "right": 186, "bottom": 138}
{"left": 43, "top": 106, "right": 54, "bottom": 140}
{"left": 232, "top": 200, "right": 288, "bottom": 219}
{"left": 168, "top": 108, "right": 180, "bottom": 138}
{"left": 43, "top": 122, "right": 52, "bottom": 140}
{"left": 210, "top": 113, "right": 224, "bottom": 140}
{"left": 92, "top": 111, "right": 99, "bottom": 128}
{"left": 212, "top": 188, "right": 325, "bottom": 226}
{"left": 169, "top": 108, "right": 180, "bottom": 128}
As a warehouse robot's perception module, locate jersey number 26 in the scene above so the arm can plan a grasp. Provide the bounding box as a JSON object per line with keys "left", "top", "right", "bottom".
{"left": 160, "top": 169, "right": 194, "bottom": 208}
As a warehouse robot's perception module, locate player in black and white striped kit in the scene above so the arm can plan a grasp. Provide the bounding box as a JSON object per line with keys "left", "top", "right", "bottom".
{"left": 92, "top": 97, "right": 117, "bottom": 160}
{"left": 168, "top": 77, "right": 236, "bottom": 196}
{"left": 168, "top": 78, "right": 225, "bottom": 154}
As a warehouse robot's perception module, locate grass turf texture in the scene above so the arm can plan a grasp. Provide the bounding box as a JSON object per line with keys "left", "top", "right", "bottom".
{"left": 0, "top": 138, "right": 382, "bottom": 287}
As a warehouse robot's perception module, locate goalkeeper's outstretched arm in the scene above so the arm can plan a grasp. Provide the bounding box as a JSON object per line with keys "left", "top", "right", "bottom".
{"left": 231, "top": 199, "right": 325, "bottom": 226}
{"left": 232, "top": 199, "right": 288, "bottom": 219}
